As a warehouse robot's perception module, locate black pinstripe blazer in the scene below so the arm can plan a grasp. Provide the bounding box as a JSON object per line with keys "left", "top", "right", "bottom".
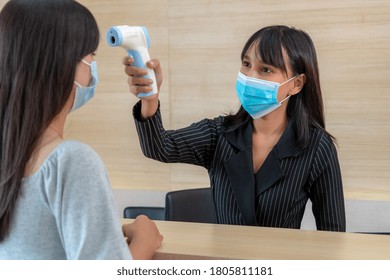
{"left": 133, "top": 102, "right": 346, "bottom": 232}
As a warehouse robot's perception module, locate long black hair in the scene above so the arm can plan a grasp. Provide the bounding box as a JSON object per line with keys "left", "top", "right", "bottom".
{"left": 0, "top": 0, "right": 100, "bottom": 241}
{"left": 225, "top": 25, "right": 334, "bottom": 148}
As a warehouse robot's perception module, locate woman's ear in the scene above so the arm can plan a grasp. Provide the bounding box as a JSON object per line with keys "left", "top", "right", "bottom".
{"left": 290, "top": 74, "right": 306, "bottom": 95}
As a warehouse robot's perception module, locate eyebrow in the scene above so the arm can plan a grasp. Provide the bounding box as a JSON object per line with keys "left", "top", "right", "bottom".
{"left": 243, "top": 54, "right": 265, "bottom": 63}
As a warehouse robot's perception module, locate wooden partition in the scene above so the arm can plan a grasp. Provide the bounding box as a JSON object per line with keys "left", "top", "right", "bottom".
{"left": 1, "top": 0, "right": 389, "bottom": 199}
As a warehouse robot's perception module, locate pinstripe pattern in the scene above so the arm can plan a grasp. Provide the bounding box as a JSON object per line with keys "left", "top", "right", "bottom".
{"left": 133, "top": 102, "right": 346, "bottom": 231}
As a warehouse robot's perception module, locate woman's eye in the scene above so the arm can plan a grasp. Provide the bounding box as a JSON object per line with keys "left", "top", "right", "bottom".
{"left": 261, "top": 67, "right": 271, "bottom": 73}
{"left": 242, "top": 61, "right": 250, "bottom": 67}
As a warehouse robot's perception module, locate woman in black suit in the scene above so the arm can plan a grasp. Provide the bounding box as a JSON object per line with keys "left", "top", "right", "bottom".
{"left": 123, "top": 25, "right": 346, "bottom": 231}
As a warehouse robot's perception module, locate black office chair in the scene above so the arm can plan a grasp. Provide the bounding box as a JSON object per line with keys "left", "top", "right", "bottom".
{"left": 165, "top": 187, "right": 217, "bottom": 223}
{"left": 123, "top": 206, "right": 165, "bottom": 220}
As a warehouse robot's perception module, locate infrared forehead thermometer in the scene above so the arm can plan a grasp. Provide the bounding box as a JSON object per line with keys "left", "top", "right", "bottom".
{"left": 106, "top": 26, "right": 157, "bottom": 97}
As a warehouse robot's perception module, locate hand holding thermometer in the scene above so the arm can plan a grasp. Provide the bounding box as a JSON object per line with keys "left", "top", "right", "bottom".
{"left": 106, "top": 26, "right": 157, "bottom": 97}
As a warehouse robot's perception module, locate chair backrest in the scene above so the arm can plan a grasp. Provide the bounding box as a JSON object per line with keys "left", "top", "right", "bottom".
{"left": 123, "top": 206, "right": 165, "bottom": 220}
{"left": 165, "top": 188, "right": 217, "bottom": 223}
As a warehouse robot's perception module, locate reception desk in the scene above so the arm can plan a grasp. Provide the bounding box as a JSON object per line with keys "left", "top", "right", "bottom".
{"left": 122, "top": 219, "right": 389, "bottom": 260}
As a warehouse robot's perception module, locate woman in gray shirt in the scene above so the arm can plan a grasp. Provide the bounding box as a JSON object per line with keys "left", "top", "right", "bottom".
{"left": 0, "top": 0, "right": 162, "bottom": 260}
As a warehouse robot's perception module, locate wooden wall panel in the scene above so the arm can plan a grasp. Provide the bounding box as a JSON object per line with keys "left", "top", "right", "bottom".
{"left": 71, "top": 0, "right": 172, "bottom": 191}
{"left": 0, "top": 0, "right": 389, "bottom": 197}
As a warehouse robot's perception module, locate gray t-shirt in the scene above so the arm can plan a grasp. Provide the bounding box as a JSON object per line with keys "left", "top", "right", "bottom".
{"left": 0, "top": 140, "right": 132, "bottom": 260}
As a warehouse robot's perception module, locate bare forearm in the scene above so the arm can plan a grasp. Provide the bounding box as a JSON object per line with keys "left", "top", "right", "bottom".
{"left": 129, "top": 241, "right": 156, "bottom": 260}
{"left": 140, "top": 99, "right": 159, "bottom": 120}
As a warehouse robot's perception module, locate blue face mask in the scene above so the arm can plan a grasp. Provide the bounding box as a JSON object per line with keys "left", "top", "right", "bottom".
{"left": 71, "top": 59, "right": 99, "bottom": 112}
{"left": 236, "top": 72, "right": 295, "bottom": 119}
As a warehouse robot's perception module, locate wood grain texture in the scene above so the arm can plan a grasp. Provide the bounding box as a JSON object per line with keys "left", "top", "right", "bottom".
{"left": 122, "top": 219, "right": 390, "bottom": 259}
